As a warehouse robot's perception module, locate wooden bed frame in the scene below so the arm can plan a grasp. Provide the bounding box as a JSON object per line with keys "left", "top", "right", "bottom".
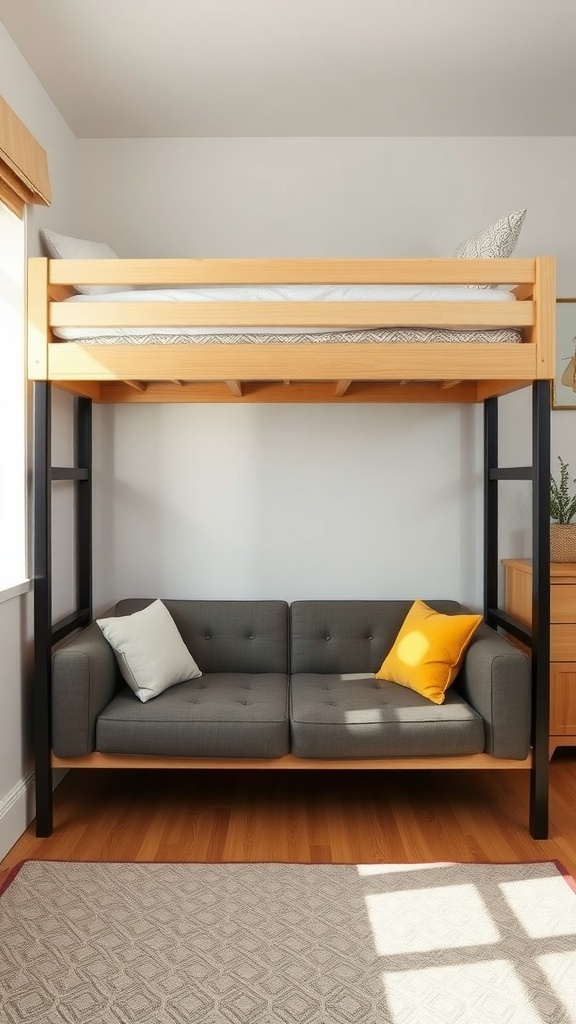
{"left": 28, "top": 253, "right": 555, "bottom": 839}
{"left": 27, "top": 255, "right": 555, "bottom": 404}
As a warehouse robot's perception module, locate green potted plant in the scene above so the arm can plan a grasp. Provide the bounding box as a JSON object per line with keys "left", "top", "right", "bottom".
{"left": 550, "top": 456, "right": 576, "bottom": 561}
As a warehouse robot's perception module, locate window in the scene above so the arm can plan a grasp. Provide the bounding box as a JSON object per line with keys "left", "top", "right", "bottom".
{"left": 0, "top": 200, "right": 26, "bottom": 591}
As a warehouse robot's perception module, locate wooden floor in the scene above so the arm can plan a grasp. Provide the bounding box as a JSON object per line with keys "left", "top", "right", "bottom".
{"left": 2, "top": 754, "right": 576, "bottom": 876}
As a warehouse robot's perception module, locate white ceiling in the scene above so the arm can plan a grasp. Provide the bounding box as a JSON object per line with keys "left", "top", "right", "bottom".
{"left": 1, "top": 0, "right": 575, "bottom": 138}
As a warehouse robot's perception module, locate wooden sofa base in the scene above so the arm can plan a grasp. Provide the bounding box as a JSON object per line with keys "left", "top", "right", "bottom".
{"left": 52, "top": 752, "right": 532, "bottom": 771}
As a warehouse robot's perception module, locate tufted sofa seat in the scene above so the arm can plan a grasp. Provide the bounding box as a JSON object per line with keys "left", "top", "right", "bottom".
{"left": 51, "top": 597, "right": 531, "bottom": 763}
{"left": 289, "top": 601, "right": 527, "bottom": 759}
{"left": 53, "top": 600, "right": 290, "bottom": 759}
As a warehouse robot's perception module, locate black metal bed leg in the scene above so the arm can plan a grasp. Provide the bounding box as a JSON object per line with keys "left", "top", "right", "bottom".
{"left": 33, "top": 382, "right": 53, "bottom": 837}
{"left": 529, "top": 380, "right": 551, "bottom": 839}
{"left": 483, "top": 396, "right": 499, "bottom": 627}
{"left": 484, "top": 383, "right": 551, "bottom": 839}
{"left": 33, "top": 389, "right": 93, "bottom": 837}
{"left": 77, "top": 397, "right": 93, "bottom": 622}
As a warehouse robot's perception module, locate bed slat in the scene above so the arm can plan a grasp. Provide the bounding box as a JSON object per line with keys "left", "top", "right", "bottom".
{"left": 48, "top": 256, "right": 537, "bottom": 287}
{"left": 49, "top": 299, "right": 533, "bottom": 330}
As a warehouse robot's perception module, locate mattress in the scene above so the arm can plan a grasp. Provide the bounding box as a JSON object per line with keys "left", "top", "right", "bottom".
{"left": 52, "top": 283, "right": 522, "bottom": 344}
{"left": 69, "top": 328, "right": 522, "bottom": 345}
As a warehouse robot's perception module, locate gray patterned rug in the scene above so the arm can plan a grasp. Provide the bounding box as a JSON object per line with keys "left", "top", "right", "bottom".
{"left": 1, "top": 860, "right": 575, "bottom": 1023}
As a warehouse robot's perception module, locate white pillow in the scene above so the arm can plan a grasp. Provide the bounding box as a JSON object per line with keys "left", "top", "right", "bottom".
{"left": 40, "top": 229, "right": 127, "bottom": 295}
{"left": 97, "top": 599, "right": 202, "bottom": 703}
{"left": 452, "top": 209, "right": 527, "bottom": 288}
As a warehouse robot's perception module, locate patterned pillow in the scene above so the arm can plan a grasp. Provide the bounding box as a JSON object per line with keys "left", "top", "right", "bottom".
{"left": 453, "top": 209, "right": 527, "bottom": 288}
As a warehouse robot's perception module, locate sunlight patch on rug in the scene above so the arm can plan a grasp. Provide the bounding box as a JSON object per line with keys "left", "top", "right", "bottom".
{"left": 366, "top": 883, "right": 500, "bottom": 955}
{"left": 357, "top": 862, "right": 452, "bottom": 876}
{"left": 500, "top": 877, "right": 576, "bottom": 938}
{"left": 383, "top": 960, "right": 544, "bottom": 1024}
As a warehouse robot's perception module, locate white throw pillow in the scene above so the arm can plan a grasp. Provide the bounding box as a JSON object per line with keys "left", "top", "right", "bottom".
{"left": 40, "top": 228, "right": 127, "bottom": 295}
{"left": 452, "top": 209, "right": 527, "bottom": 288}
{"left": 97, "top": 599, "right": 202, "bottom": 703}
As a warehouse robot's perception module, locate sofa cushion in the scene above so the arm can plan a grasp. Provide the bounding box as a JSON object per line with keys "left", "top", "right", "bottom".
{"left": 290, "top": 600, "right": 464, "bottom": 675}
{"left": 290, "top": 673, "right": 484, "bottom": 758}
{"left": 115, "top": 599, "right": 289, "bottom": 675}
{"left": 96, "top": 673, "right": 289, "bottom": 758}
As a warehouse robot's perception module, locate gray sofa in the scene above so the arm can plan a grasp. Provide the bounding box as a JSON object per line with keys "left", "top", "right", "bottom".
{"left": 52, "top": 598, "right": 531, "bottom": 762}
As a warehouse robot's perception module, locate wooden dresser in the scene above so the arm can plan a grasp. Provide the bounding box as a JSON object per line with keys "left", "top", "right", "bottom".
{"left": 503, "top": 558, "right": 576, "bottom": 757}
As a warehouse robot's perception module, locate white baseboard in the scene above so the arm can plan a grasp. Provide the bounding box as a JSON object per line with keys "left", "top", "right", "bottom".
{"left": 0, "top": 768, "right": 68, "bottom": 860}
{"left": 0, "top": 769, "right": 35, "bottom": 861}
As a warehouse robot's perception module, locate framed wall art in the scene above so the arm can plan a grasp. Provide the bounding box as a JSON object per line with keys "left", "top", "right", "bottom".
{"left": 553, "top": 299, "right": 576, "bottom": 409}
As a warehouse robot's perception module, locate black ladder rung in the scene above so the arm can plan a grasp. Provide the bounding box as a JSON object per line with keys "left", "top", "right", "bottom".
{"left": 488, "top": 608, "right": 532, "bottom": 647}
{"left": 51, "top": 467, "right": 90, "bottom": 481}
{"left": 488, "top": 467, "right": 533, "bottom": 481}
{"left": 51, "top": 609, "right": 91, "bottom": 645}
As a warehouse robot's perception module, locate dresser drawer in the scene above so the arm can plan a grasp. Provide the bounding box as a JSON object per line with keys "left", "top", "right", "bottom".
{"left": 551, "top": 623, "right": 576, "bottom": 662}
{"left": 504, "top": 559, "right": 576, "bottom": 751}
{"left": 551, "top": 664, "right": 576, "bottom": 735}
{"left": 551, "top": 584, "right": 576, "bottom": 623}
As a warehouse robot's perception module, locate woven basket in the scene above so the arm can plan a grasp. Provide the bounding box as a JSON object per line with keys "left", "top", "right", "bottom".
{"left": 551, "top": 524, "right": 576, "bottom": 562}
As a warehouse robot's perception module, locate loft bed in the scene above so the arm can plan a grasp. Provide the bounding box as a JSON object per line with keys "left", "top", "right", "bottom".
{"left": 28, "top": 254, "right": 554, "bottom": 839}
{"left": 27, "top": 255, "right": 555, "bottom": 403}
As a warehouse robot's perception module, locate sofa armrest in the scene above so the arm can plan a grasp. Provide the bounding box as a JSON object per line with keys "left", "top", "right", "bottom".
{"left": 456, "top": 623, "right": 531, "bottom": 759}
{"left": 52, "top": 622, "right": 121, "bottom": 756}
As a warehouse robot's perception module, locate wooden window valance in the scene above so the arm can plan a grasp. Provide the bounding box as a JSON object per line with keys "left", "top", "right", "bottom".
{"left": 0, "top": 94, "right": 51, "bottom": 217}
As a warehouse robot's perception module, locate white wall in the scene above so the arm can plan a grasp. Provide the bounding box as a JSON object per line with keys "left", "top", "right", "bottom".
{"left": 76, "top": 137, "right": 576, "bottom": 611}
{"left": 93, "top": 402, "right": 480, "bottom": 605}
{"left": 0, "top": 22, "right": 78, "bottom": 858}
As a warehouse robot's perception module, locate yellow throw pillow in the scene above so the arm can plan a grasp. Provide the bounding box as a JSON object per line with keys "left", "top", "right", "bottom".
{"left": 375, "top": 599, "right": 482, "bottom": 705}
